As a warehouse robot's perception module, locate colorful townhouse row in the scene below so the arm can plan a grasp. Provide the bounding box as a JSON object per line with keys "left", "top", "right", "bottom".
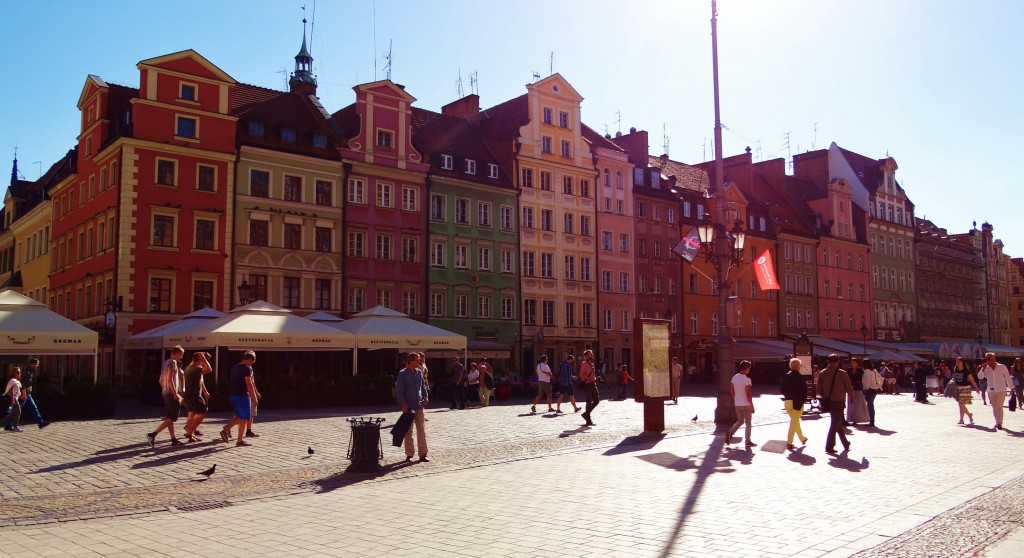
{"left": 2, "top": 33, "right": 1020, "bottom": 385}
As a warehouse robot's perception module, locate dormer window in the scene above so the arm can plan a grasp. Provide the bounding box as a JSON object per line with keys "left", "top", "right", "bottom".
{"left": 441, "top": 154, "right": 453, "bottom": 170}
{"left": 465, "top": 159, "right": 476, "bottom": 174}
{"left": 282, "top": 127, "right": 296, "bottom": 144}
{"left": 248, "top": 121, "right": 264, "bottom": 137}
{"left": 179, "top": 83, "right": 197, "bottom": 101}
{"left": 175, "top": 116, "right": 197, "bottom": 139}
{"left": 376, "top": 129, "right": 393, "bottom": 149}
{"left": 312, "top": 134, "right": 327, "bottom": 148}
{"left": 488, "top": 164, "right": 499, "bottom": 179}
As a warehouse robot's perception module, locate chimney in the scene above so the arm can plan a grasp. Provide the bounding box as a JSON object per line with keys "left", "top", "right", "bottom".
{"left": 441, "top": 94, "right": 480, "bottom": 124}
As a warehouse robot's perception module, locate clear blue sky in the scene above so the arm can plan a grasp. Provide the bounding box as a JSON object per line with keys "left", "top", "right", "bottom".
{"left": 3, "top": 0, "right": 1022, "bottom": 254}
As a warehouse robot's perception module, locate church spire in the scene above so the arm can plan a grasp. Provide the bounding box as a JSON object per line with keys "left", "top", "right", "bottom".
{"left": 289, "top": 11, "right": 317, "bottom": 95}
{"left": 10, "top": 148, "right": 18, "bottom": 185}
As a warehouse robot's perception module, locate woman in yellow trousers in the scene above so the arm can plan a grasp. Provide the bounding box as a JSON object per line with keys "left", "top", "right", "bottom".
{"left": 781, "top": 358, "right": 809, "bottom": 450}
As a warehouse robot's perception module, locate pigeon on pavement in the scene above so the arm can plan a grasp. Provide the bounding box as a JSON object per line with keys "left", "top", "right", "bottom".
{"left": 308, "top": 446, "right": 315, "bottom": 456}
{"left": 197, "top": 464, "right": 216, "bottom": 478}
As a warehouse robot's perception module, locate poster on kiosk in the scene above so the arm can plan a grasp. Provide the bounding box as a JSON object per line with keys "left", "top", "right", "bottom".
{"left": 633, "top": 318, "right": 671, "bottom": 432}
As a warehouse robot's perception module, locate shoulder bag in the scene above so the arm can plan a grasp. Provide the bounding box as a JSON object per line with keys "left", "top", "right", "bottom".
{"left": 819, "top": 372, "right": 838, "bottom": 413}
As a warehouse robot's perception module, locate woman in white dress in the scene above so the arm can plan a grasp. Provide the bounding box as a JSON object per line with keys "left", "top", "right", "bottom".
{"left": 846, "top": 358, "right": 871, "bottom": 425}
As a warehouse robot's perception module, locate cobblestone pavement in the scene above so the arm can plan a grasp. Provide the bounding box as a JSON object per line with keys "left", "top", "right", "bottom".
{"left": 1, "top": 384, "right": 1022, "bottom": 557}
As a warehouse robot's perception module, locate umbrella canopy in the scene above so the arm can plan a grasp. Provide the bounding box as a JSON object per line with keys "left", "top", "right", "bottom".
{"left": 0, "top": 290, "right": 98, "bottom": 355}
{"left": 125, "top": 307, "right": 225, "bottom": 350}
{"left": 156, "top": 301, "right": 355, "bottom": 350}
{"left": 331, "top": 306, "right": 467, "bottom": 350}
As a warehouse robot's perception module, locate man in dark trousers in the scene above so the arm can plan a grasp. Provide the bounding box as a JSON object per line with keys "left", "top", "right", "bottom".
{"left": 913, "top": 361, "right": 929, "bottom": 403}
{"left": 6, "top": 358, "right": 49, "bottom": 429}
{"left": 449, "top": 357, "right": 465, "bottom": 410}
{"left": 817, "top": 354, "right": 855, "bottom": 455}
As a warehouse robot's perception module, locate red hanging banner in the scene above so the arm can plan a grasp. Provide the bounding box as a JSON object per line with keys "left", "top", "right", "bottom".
{"left": 753, "top": 248, "right": 779, "bottom": 290}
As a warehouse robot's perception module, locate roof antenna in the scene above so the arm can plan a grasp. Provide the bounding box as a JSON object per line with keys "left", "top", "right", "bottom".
{"left": 615, "top": 111, "right": 621, "bottom": 134}
{"left": 662, "top": 123, "right": 669, "bottom": 157}
{"left": 372, "top": 0, "right": 377, "bottom": 80}
{"left": 456, "top": 68, "right": 463, "bottom": 98}
{"left": 383, "top": 39, "right": 392, "bottom": 81}
{"left": 532, "top": 71, "right": 540, "bottom": 82}
{"left": 469, "top": 71, "right": 478, "bottom": 95}
{"left": 782, "top": 131, "right": 792, "bottom": 172}
{"left": 549, "top": 51, "right": 554, "bottom": 75}
{"left": 812, "top": 122, "right": 817, "bottom": 150}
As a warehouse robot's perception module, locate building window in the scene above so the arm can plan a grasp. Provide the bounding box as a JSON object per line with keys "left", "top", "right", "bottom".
{"left": 313, "top": 134, "right": 327, "bottom": 148}
{"left": 175, "top": 116, "right": 197, "bottom": 139}
{"left": 542, "top": 300, "right": 555, "bottom": 326}
{"left": 561, "top": 140, "right": 571, "bottom": 157}
{"left": 540, "top": 171, "right": 552, "bottom": 191}
{"left": 315, "top": 279, "right": 331, "bottom": 309}
{"left": 376, "top": 234, "right": 393, "bottom": 261}
{"left": 284, "top": 175, "right": 302, "bottom": 202}
{"left": 403, "top": 291, "right": 418, "bottom": 316}
{"left": 540, "top": 210, "right": 553, "bottom": 231}
{"left": 619, "top": 272, "right": 630, "bottom": 293}
{"left": 502, "top": 249, "right": 514, "bottom": 273}
{"left": 580, "top": 179, "right": 591, "bottom": 198}
{"left": 402, "top": 187, "right": 418, "bottom": 211}
{"left": 430, "top": 292, "right": 444, "bottom": 316}
{"left": 249, "top": 219, "right": 269, "bottom": 247}
{"left": 501, "top": 206, "right": 513, "bottom": 230}
{"left": 522, "top": 252, "right": 535, "bottom": 276}
{"left": 250, "top": 170, "right": 269, "bottom": 197}
{"left": 465, "top": 159, "right": 476, "bottom": 174}
{"left": 248, "top": 121, "right": 264, "bottom": 136}
{"left": 348, "top": 232, "right": 366, "bottom": 258}
{"left": 502, "top": 297, "right": 514, "bottom": 320}
{"left": 521, "top": 168, "right": 533, "bottom": 188}
{"left": 564, "top": 213, "right": 574, "bottom": 234}
{"left": 348, "top": 287, "right": 364, "bottom": 313}
{"left": 540, "top": 253, "right": 553, "bottom": 278}
{"left": 402, "top": 237, "right": 418, "bottom": 263}
{"left": 580, "top": 215, "right": 591, "bottom": 236}
{"left": 197, "top": 165, "right": 216, "bottom": 192}
{"left": 441, "top": 154, "right": 453, "bottom": 170}
{"left": 315, "top": 226, "right": 332, "bottom": 252}
{"left": 543, "top": 107, "right": 553, "bottom": 124}
{"left": 455, "top": 198, "right": 469, "bottom": 224}
{"left": 315, "top": 180, "right": 332, "bottom": 206}
{"left": 193, "top": 280, "right": 213, "bottom": 311}
{"left": 180, "top": 83, "right": 197, "bottom": 101}
{"left": 431, "top": 242, "right": 445, "bottom": 266}
{"left": 284, "top": 223, "right": 302, "bottom": 250}
{"left": 580, "top": 257, "right": 591, "bottom": 281}
{"left": 377, "top": 182, "right": 393, "bottom": 208}
{"left": 152, "top": 215, "right": 175, "bottom": 247}
{"left": 619, "top": 233, "right": 630, "bottom": 253}
{"left": 542, "top": 136, "right": 553, "bottom": 154}
{"left": 478, "top": 246, "right": 491, "bottom": 270}
{"left": 488, "top": 163, "right": 499, "bottom": 178}
{"left": 455, "top": 294, "right": 469, "bottom": 317}
{"left": 558, "top": 111, "right": 569, "bottom": 128}
{"left": 150, "top": 278, "right": 172, "bottom": 313}
{"left": 348, "top": 178, "right": 366, "bottom": 204}
{"left": 195, "top": 219, "right": 215, "bottom": 251}
{"left": 377, "top": 288, "right": 393, "bottom": 309}
{"left": 376, "top": 129, "right": 393, "bottom": 148}
{"left": 282, "top": 127, "right": 296, "bottom": 144}
{"left": 283, "top": 277, "right": 300, "bottom": 307}
{"left": 430, "top": 194, "right": 446, "bottom": 220}
{"left": 564, "top": 255, "right": 576, "bottom": 280}
{"left": 602, "top": 231, "right": 613, "bottom": 251}
{"left": 562, "top": 176, "right": 574, "bottom": 195}
{"left": 522, "top": 207, "right": 534, "bottom": 229}
{"left": 156, "top": 159, "right": 176, "bottom": 187}
{"left": 565, "top": 302, "right": 576, "bottom": 326}
{"left": 602, "top": 270, "right": 613, "bottom": 291}
{"left": 524, "top": 299, "right": 537, "bottom": 325}
{"left": 478, "top": 203, "right": 491, "bottom": 227}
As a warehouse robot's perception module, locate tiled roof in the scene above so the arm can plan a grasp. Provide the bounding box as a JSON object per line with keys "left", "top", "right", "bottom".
{"left": 751, "top": 171, "right": 815, "bottom": 237}
{"left": 648, "top": 155, "right": 708, "bottom": 194}
{"left": 580, "top": 124, "right": 625, "bottom": 153}
{"left": 232, "top": 83, "right": 339, "bottom": 159}
{"left": 835, "top": 145, "right": 884, "bottom": 192}
{"left": 409, "top": 107, "right": 513, "bottom": 188}
{"left": 329, "top": 104, "right": 360, "bottom": 141}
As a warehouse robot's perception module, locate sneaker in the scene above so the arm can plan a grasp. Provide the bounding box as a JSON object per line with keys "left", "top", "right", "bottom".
{"left": 245, "top": 430, "right": 260, "bottom": 438}
{"left": 12, "top": 427, "right": 24, "bottom": 432}
{"left": 219, "top": 429, "right": 230, "bottom": 444}
{"left": 170, "top": 438, "right": 183, "bottom": 446}
{"left": 146, "top": 432, "right": 156, "bottom": 448}
{"left": 745, "top": 440, "right": 757, "bottom": 447}
{"left": 531, "top": 405, "right": 536, "bottom": 413}
{"left": 547, "top": 407, "right": 555, "bottom": 412}
{"left": 39, "top": 422, "right": 50, "bottom": 429}
{"left": 193, "top": 430, "right": 204, "bottom": 438}
{"left": 236, "top": 440, "right": 251, "bottom": 447}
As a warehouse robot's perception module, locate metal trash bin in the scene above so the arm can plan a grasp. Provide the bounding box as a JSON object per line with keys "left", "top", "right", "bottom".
{"left": 346, "top": 417, "right": 385, "bottom": 473}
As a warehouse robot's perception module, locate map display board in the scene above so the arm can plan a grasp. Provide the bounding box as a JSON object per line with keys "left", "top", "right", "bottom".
{"left": 634, "top": 319, "right": 671, "bottom": 400}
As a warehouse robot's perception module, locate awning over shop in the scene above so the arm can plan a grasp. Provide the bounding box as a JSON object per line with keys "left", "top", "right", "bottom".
{"left": 730, "top": 339, "right": 787, "bottom": 362}
{"left": 432, "top": 340, "right": 512, "bottom": 359}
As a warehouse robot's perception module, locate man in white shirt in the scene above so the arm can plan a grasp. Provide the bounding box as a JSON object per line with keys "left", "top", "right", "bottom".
{"left": 531, "top": 355, "right": 555, "bottom": 414}
{"left": 979, "top": 352, "right": 1014, "bottom": 430}
{"left": 727, "top": 360, "right": 756, "bottom": 447}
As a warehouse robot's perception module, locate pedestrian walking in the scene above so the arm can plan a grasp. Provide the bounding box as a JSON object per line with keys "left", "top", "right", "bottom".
{"left": 146, "top": 346, "right": 185, "bottom": 447}
{"left": 951, "top": 356, "right": 979, "bottom": 425}
{"left": 2, "top": 367, "right": 26, "bottom": 432}
{"left": 1011, "top": 358, "right": 1024, "bottom": 409}
{"left": 580, "top": 350, "right": 600, "bottom": 426}
{"left": 244, "top": 365, "right": 262, "bottom": 438}
{"left": 780, "top": 358, "right": 808, "bottom": 450}
{"left": 861, "top": 359, "right": 884, "bottom": 427}
{"left": 531, "top": 355, "right": 554, "bottom": 413}
{"left": 181, "top": 351, "right": 213, "bottom": 442}
{"left": 554, "top": 355, "right": 581, "bottom": 414}
{"left": 671, "top": 357, "right": 683, "bottom": 404}
{"left": 4, "top": 358, "right": 49, "bottom": 430}
{"left": 979, "top": 353, "right": 1013, "bottom": 430}
{"left": 846, "top": 359, "right": 870, "bottom": 425}
{"left": 220, "top": 350, "right": 258, "bottom": 447}
{"left": 977, "top": 361, "right": 989, "bottom": 406}
{"left": 726, "top": 360, "right": 755, "bottom": 447}
{"left": 449, "top": 357, "right": 466, "bottom": 410}
{"left": 465, "top": 362, "right": 480, "bottom": 407}
{"left": 818, "top": 354, "right": 854, "bottom": 455}
{"left": 913, "top": 361, "right": 929, "bottom": 403}
{"left": 395, "top": 352, "right": 429, "bottom": 462}
{"left": 616, "top": 364, "right": 633, "bottom": 401}
{"left": 478, "top": 360, "right": 494, "bottom": 407}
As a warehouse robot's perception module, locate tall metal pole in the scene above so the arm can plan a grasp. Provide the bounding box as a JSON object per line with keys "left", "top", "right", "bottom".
{"left": 711, "top": 0, "right": 736, "bottom": 423}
